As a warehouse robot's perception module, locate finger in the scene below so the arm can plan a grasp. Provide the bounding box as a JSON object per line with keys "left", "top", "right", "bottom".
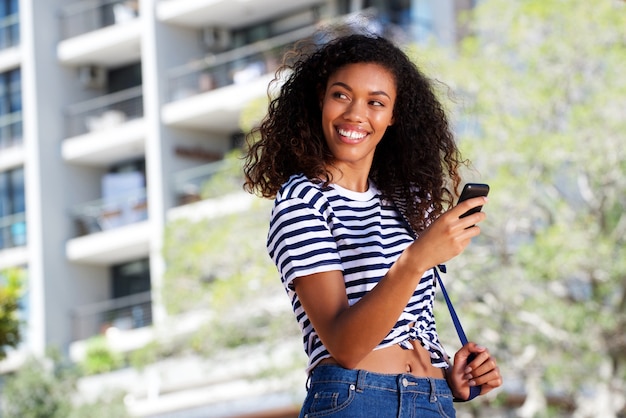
{"left": 454, "top": 196, "right": 488, "bottom": 217}
{"left": 471, "top": 365, "right": 502, "bottom": 387}
{"left": 467, "top": 352, "right": 496, "bottom": 376}
{"left": 478, "top": 373, "right": 503, "bottom": 394}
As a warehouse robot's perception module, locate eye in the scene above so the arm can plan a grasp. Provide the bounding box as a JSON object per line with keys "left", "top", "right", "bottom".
{"left": 332, "top": 91, "right": 348, "bottom": 100}
{"left": 370, "top": 100, "right": 385, "bottom": 107}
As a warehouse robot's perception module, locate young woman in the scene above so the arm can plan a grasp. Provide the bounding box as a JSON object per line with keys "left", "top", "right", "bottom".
{"left": 244, "top": 31, "right": 502, "bottom": 417}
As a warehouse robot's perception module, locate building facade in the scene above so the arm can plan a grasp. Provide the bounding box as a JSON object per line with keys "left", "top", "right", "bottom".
{"left": 0, "top": 0, "right": 473, "bottom": 415}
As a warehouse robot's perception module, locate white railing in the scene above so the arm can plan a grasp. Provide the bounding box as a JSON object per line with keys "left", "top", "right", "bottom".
{"left": 65, "top": 86, "right": 143, "bottom": 138}
{"left": 71, "top": 290, "right": 152, "bottom": 341}
{"left": 60, "top": 0, "right": 139, "bottom": 40}
{"left": 173, "top": 158, "right": 247, "bottom": 205}
{"left": 167, "top": 25, "right": 317, "bottom": 102}
{"left": 71, "top": 188, "right": 147, "bottom": 237}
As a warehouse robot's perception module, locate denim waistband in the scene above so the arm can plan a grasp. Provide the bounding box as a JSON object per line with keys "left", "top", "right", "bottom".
{"left": 309, "top": 364, "right": 452, "bottom": 396}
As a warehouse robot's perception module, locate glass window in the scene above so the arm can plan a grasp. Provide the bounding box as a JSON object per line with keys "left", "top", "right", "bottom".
{"left": 0, "top": 167, "right": 25, "bottom": 249}
{"left": 111, "top": 259, "right": 150, "bottom": 298}
{"left": 110, "top": 259, "right": 152, "bottom": 329}
{"left": 107, "top": 62, "right": 142, "bottom": 93}
{"left": 0, "top": 68, "right": 22, "bottom": 148}
{"left": 0, "top": 0, "right": 19, "bottom": 49}
{"left": 0, "top": 167, "right": 24, "bottom": 216}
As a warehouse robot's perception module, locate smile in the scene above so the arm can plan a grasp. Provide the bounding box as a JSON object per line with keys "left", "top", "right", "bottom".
{"left": 337, "top": 127, "right": 368, "bottom": 142}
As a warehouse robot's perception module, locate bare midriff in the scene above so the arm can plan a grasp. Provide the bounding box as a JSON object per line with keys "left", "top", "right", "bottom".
{"left": 318, "top": 340, "right": 446, "bottom": 379}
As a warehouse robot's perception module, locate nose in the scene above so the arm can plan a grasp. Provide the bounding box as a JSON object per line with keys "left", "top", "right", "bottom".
{"left": 343, "top": 100, "right": 366, "bottom": 122}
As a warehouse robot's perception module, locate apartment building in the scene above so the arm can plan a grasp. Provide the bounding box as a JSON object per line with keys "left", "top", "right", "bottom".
{"left": 0, "top": 0, "right": 473, "bottom": 415}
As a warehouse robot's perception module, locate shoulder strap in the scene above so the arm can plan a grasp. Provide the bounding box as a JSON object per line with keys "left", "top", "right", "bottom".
{"left": 434, "top": 265, "right": 481, "bottom": 402}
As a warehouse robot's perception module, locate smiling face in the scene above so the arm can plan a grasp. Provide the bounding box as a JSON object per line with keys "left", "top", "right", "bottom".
{"left": 321, "top": 63, "right": 396, "bottom": 188}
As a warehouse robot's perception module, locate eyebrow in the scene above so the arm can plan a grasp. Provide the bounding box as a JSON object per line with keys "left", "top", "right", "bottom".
{"left": 330, "top": 81, "right": 392, "bottom": 100}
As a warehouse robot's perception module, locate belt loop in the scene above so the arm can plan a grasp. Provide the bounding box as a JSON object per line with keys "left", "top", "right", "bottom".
{"left": 355, "top": 369, "right": 366, "bottom": 393}
{"left": 429, "top": 378, "right": 437, "bottom": 403}
{"left": 305, "top": 371, "right": 312, "bottom": 391}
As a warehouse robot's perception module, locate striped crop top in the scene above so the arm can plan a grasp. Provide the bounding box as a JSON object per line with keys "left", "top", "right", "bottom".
{"left": 267, "top": 174, "right": 449, "bottom": 373}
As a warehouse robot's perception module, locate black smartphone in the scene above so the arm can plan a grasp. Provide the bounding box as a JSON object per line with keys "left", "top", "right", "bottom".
{"left": 457, "top": 183, "right": 490, "bottom": 220}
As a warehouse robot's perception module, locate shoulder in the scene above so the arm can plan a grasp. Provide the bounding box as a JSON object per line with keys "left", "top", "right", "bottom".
{"left": 275, "top": 174, "right": 331, "bottom": 209}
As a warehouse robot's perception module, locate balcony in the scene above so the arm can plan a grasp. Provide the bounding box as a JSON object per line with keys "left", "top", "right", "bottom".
{"left": 71, "top": 290, "right": 152, "bottom": 343}
{"left": 0, "top": 212, "right": 26, "bottom": 251}
{"left": 168, "top": 155, "right": 264, "bottom": 222}
{"left": 173, "top": 160, "right": 234, "bottom": 205}
{"left": 67, "top": 189, "right": 149, "bottom": 265}
{"left": 157, "top": 0, "right": 324, "bottom": 28}
{"left": 71, "top": 187, "right": 147, "bottom": 237}
{"left": 62, "top": 86, "right": 145, "bottom": 166}
{"left": 58, "top": 0, "right": 141, "bottom": 67}
{"left": 162, "top": 26, "right": 314, "bottom": 133}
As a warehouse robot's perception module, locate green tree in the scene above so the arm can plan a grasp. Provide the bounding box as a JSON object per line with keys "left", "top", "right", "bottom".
{"left": 1, "top": 353, "right": 75, "bottom": 418}
{"left": 1, "top": 352, "right": 129, "bottom": 418}
{"left": 0, "top": 268, "right": 23, "bottom": 360}
{"left": 416, "top": 0, "right": 626, "bottom": 415}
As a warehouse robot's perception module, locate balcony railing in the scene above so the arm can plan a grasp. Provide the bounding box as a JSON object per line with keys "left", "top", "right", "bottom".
{"left": 60, "top": 0, "right": 139, "bottom": 40}
{"left": 0, "top": 111, "right": 23, "bottom": 150}
{"left": 173, "top": 159, "right": 247, "bottom": 205}
{"left": 0, "top": 13, "right": 19, "bottom": 50}
{"left": 71, "top": 188, "right": 147, "bottom": 237}
{"left": 71, "top": 290, "right": 152, "bottom": 341}
{"left": 0, "top": 212, "right": 26, "bottom": 250}
{"left": 167, "top": 25, "right": 317, "bottom": 103}
{"left": 65, "top": 85, "right": 143, "bottom": 138}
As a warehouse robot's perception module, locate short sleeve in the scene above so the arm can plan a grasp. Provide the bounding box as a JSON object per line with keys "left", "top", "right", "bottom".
{"left": 267, "top": 195, "right": 343, "bottom": 291}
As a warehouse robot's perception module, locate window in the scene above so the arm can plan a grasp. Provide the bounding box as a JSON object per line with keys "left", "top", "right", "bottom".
{"left": 110, "top": 259, "right": 152, "bottom": 329}
{"left": 107, "top": 62, "right": 142, "bottom": 94}
{"left": 111, "top": 259, "right": 150, "bottom": 299}
{"left": 0, "top": 167, "right": 25, "bottom": 249}
{"left": 0, "top": 68, "right": 22, "bottom": 149}
{"left": 0, "top": 0, "right": 19, "bottom": 49}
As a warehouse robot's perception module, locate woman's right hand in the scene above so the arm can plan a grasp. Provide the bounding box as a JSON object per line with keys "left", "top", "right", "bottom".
{"left": 407, "top": 196, "right": 488, "bottom": 271}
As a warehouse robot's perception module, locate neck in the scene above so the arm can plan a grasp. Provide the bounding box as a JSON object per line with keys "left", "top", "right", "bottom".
{"left": 327, "top": 165, "right": 370, "bottom": 192}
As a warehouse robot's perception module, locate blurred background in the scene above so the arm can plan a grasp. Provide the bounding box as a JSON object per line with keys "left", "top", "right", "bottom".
{"left": 0, "top": 0, "right": 624, "bottom": 417}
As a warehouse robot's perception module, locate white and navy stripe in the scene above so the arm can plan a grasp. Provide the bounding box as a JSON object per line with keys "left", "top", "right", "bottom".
{"left": 267, "top": 174, "right": 449, "bottom": 373}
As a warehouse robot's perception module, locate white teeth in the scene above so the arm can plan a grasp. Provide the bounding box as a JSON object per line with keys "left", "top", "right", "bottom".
{"left": 338, "top": 128, "right": 367, "bottom": 139}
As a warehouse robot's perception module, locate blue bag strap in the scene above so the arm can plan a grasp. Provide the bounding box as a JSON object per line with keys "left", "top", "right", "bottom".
{"left": 434, "top": 265, "right": 481, "bottom": 402}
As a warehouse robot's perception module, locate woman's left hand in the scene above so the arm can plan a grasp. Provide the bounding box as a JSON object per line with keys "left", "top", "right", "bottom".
{"left": 447, "top": 342, "right": 503, "bottom": 401}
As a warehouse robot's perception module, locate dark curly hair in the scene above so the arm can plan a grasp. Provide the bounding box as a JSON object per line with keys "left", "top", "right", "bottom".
{"left": 243, "top": 30, "right": 465, "bottom": 233}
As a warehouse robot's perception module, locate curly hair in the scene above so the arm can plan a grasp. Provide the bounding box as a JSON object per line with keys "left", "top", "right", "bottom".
{"left": 243, "top": 30, "right": 465, "bottom": 233}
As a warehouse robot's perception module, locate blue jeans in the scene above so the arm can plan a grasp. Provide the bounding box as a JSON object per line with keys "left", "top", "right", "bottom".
{"left": 300, "top": 365, "right": 456, "bottom": 417}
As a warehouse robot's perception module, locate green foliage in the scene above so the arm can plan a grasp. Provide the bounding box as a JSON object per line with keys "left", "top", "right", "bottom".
{"left": 80, "top": 336, "right": 124, "bottom": 375}
{"left": 1, "top": 352, "right": 129, "bottom": 418}
{"left": 162, "top": 151, "right": 301, "bottom": 360}
{"left": 162, "top": 191, "right": 277, "bottom": 316}
{"left": 128, "top": 340, "right": 160, "bottom": 371}
{"left": 1, "top": 356, "right": 74, "bottom": 418}
{"left": 68, "top": 392, "right": 129, "bottom": 418}
{"left": 0, "top": 268, "right": 24, "bottom": 360}
{"left": 424, "top": 0, "right": 626, "bottom": 411}
{"left": 199, "top": 150, "right": 246, "bottom": 199}
{"left": 162, "top": 194, "right": 299, "bottom": 359}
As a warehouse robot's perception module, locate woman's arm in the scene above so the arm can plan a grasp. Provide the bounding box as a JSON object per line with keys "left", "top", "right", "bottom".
{"left": 293, "top": 196, "right": 488, "bottom": 368}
